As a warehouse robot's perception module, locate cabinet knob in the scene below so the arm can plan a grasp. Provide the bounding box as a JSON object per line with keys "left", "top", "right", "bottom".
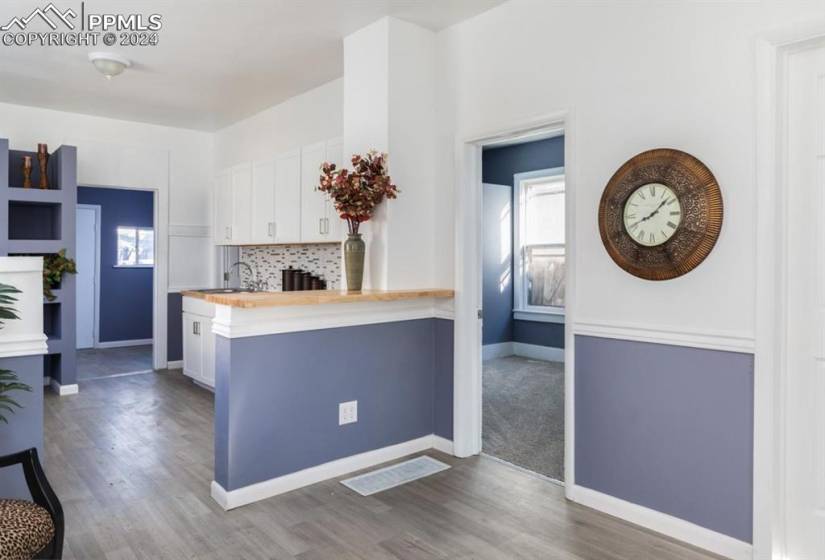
{"left": 193, "top": 321, "right": 200, "bottom": 335}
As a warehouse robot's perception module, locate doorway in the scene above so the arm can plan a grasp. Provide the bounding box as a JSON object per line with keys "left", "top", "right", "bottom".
{"left": 75, "top": 187, "right": 155, "bottom": 380}
{"left": 480, "top": 134, "right": 566, "bottom": 481}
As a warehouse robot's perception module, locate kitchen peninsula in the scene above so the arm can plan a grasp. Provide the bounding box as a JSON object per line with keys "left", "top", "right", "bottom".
{"left": 185, "top": 288, "right": 455, "bottom": 510}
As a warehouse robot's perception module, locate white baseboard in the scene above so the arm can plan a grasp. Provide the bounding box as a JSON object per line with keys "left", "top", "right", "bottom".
{"left": 212, "top": 434, "right": 455, "bottom": 510}
{"left": 431, "top": 436, "right": 454, "bottom": 455}
{"left": 483, "top": 342, "right": 564, "bottom": 362}
{"left": 95, "top": 338, "right": 152, "bottom": 349}
{"left": 483, "top": 342, "right": 514, "bottom": 360}
{"left": 568, "top": 485, "right": 752, "bottom": 560}
{"left": 166, "top": 360, "right": 183, "bottom": 369}
{"left": 513, "top": 342, "right": 564, "bottom": 362}
{"left": 49, "top": 379, "right": 79, "bottom": 396}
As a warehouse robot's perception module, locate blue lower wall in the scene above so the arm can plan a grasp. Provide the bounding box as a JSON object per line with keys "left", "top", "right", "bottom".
{"left": 167, "top": 293, "right": 183, "bottom": 363}
{"left": 77, "top": 187, "right": 153, "bottom": 343}
{"left": 215, "top": 318, "right": 454, "bottom": 491}
{"left": 574, "top": 335, "right": 754, "bottom": 542}
{"left": 0, "top": 355, "right": 43, "bottom": 500}
{"left": 513, "top": 320, "right": 564, "bottom": 348}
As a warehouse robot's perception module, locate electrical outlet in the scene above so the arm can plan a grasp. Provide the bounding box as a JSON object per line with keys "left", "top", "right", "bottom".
{"left": 339, "top": 400, "right": 357, "bottom": 425}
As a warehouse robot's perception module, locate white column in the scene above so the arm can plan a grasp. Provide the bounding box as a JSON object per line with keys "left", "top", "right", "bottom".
{"left": 343, "top": 17, "right": 437, "bottom": 290}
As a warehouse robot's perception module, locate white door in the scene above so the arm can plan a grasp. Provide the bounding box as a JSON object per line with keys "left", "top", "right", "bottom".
{"left": 785, "top": 44, "right": 825, "bottom": 560}
{"left": 75, "top": 205, "right": 98, "bottom": 349}
{"left": 251, "top": 159, "right": 276, "bottom": 243}
{"left": 275, "top": 149, "right": 302, "bottom": 243}
{"left": 300, "top": 141, "right": 327, "bottom": 242}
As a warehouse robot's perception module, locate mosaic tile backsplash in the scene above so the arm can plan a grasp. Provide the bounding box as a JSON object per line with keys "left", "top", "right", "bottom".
{"left": 239, "top": 244, "right": 341, "bottom": 290}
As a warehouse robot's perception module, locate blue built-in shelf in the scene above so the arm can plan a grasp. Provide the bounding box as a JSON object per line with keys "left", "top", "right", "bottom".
{"left": 0, "top": 138, "right": 78, "bottom": 388}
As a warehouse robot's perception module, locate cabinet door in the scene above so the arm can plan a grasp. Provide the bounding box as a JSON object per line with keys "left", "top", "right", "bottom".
{"left": 231, "top": 163, "right": 253, "bottom": 244}
{"left": 251, "top": 159, "right": 276, "bottom": 244}
{"left": 274, "top": 149, "right": 301, "bottom": 243}
{"left": 214, "top": 171, "right": 233, "bottom": 245}
{"left": 300, "top": 141, "right": 327, "bottom": 243}
{"left": 324, "top": 138, "right": 344, "bottom": 241}
{"left": 182, "top": 313, "right": 203, "bottom": 380}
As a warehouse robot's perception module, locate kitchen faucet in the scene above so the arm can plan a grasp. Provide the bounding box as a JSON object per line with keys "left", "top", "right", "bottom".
{"left": 229, "top": 261, "right": 267, "bottom": 291}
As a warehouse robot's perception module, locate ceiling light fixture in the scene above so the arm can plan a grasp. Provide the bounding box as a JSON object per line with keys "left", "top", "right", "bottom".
{"left": 88, "top": 52, "right": 131, "bottom": 80}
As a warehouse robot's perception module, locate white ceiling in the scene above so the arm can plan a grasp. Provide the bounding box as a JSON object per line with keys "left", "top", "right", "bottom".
{"left": 0, "top": 0, "right": 505, "bottom": 131}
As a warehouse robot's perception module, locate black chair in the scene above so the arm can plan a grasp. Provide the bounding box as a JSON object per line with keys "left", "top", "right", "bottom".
{"left": 0, "top": 448, "right": 63, "bottom": 559}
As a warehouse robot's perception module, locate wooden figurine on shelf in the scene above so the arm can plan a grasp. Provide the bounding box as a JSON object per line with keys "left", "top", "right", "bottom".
{"left": 37, "top": 143, "right": 49, "bottom": 189}
{"left": 21, "top": 156, "right": 32, "bottom": 188}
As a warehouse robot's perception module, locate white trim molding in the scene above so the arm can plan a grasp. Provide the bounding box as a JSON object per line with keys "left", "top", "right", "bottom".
{"left": 482, "top": 342, "right": 514, "bottom": 360}
{"left": 0, "top": 334, "right": 48, "bottom": 358}
{"left": 573, "top": 319, "right": 755, "bottom": 354}
{"left": 568, "top": 485, "right": 752, "bottom": 560}
{"left": 211, "top": 434, "right": 454, "bottom": 510}
{"left": 512, "top": 342, "right": 564, "bottom": 362}
{"left": 212, "top": 297, "right": 454, "bottom": 339}
{"left": 49, "top": 379, "right": 79, "bottom": 396}
{"left": 166, "top": 360, "right": 183, "bottom": 369}
{"left": 514, "top": 310, "right": 564, "bottom": 324}
{"left": 96, "top": 338, "right": 153, "bottom": 349}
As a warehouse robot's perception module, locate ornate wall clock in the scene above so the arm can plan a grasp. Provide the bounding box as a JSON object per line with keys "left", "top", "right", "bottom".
{"left": 598, "top": 149, "right": 723, "bottom": 281}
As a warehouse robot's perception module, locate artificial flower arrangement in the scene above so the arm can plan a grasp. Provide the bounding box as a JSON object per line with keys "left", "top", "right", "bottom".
{"left": 318, "top": 150, "right": 399, "bottom": 234}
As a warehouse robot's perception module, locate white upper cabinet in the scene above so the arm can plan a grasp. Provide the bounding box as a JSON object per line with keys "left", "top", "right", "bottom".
{"left": 216, "top": 137, "right": 343, "bottom": 246}
{"left": 324, "top": 137, "right": 344, "bottom": 241}
{"left": 274, "top": 149, "right": 301, "bottom": 243}
{"left": 214, "top": 171, "right": 232, "bottom": 244}
{"left": 230, "top": 163, "right": 253, "bottom": 244}
{"left": 251, "top": 159, "right": 276, "bottom": 244}
{"left": 300, "top": 141, "right": 329, "bottom": 243}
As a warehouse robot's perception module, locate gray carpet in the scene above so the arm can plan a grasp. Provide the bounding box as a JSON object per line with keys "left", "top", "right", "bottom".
{"left": 483, "top": 355, "right": 565, "bottom": 480}
{"left": 77, "top": 345, "right": 153, "bottom": 380}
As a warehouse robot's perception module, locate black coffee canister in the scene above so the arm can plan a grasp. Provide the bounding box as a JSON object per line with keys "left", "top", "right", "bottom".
{"left": 301, "top": 273, "right": 314, "bottom": 291}
{"left": 282, "top": 267, "right": 299, "bottom": 291}
{"left": 311, "top": 277, "right": 323, "bottom": 290}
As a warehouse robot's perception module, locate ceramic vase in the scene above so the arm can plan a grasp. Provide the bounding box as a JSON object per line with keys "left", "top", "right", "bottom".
{"left": 37, "top": 144, "right": 49, "bottom": 189}
{"left": 344, "top": 233, "right": 365, "bottom": 291}
{"left": 21, "top": 156, "right": 33, "bottom": 188}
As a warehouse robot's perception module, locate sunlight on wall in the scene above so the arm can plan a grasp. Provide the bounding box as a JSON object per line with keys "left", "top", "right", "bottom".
{"left": 499, "top": 202, "right": 512, "bottom": 293}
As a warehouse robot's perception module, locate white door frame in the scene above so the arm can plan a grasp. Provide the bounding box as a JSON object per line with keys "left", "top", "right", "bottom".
{"left": 453, "top": 110, "right": 576, "bottom": 494}
{"left": 79, "top": 185, "right": 167, "bottom": 371}
{"left": 76, "top": 204, "right": 101, "bottom": 348}
{"left": 754, "top": 23, "right": 825, "bottom": 560}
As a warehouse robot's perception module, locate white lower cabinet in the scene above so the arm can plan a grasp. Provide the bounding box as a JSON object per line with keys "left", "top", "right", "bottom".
{"left": 182, "top": 297, "right": 215, "bottom": 389}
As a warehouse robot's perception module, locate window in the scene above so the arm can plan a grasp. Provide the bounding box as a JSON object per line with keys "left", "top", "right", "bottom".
{"left": 116, "top": 226, "right": 154, "bottom": 267}
{"left": 514, "top": 168, "right": 565, "bottom": 317}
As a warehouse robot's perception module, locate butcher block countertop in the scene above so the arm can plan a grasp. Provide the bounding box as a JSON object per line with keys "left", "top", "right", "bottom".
{"left": 181, "top": 288, "right": 455, "bottom": 309}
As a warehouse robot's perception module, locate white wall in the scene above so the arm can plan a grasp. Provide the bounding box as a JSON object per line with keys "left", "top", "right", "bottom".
{"left": 0, "top": 101, "right": 215, "bottom": 293}
{"left": 436, "top": 0, "right": 824, "bottom": 338}
{"left": 214, "top": 79, "right": 343, "bottom": 170}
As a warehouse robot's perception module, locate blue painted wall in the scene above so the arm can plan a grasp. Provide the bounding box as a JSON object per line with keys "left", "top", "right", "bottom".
{"left": 574, "top": 335, "right": 753, "bottom": 542}
{"left": 482, "top": 136, "right": 565, "bottom": 348}
{"left": 215, "top": 318, "right": 454, "bottom": 490}
{"left": 77, "top": 187, "right": 153, "bottom": 343}
{"left": 0, "top": 355, "right": 43, "bottom": 499}
{"left": 167, "top": 293, "right": 183, "bottom": 362}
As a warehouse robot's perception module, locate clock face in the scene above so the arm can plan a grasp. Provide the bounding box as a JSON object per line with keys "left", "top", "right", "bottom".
{"left": 622, "top": 183, "right": 682, "bottom": 247}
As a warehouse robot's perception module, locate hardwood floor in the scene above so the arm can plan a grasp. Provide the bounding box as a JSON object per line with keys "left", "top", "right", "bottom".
{"left": 44, "top": 371, "right": 725, "bottom": 559}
